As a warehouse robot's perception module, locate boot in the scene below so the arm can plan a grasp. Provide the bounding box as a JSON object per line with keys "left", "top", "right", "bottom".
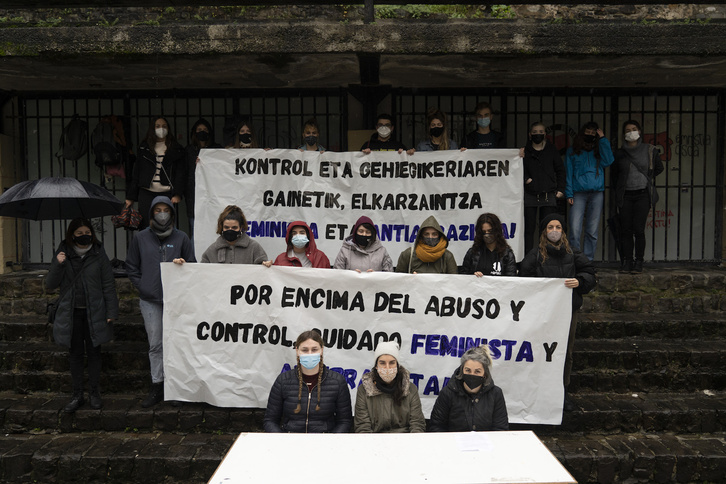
{"left": 141, "top": 382, "right": 164, "bottom": 408}
{"left": 89, "top": 387, "right": 103, "bottom": 410}
{"left": 618, "top": 258, "right": 633, "bottom": 274}
{"left": 64, "top": 392, "right": 85, "bottom": 413}
{"left": 631, "top": 259, "right": 644, "bottom": 274}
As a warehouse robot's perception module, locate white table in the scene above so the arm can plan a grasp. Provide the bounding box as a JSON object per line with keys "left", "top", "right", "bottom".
{"left": 208, "top": 431, "right": 575, "bottom": 484}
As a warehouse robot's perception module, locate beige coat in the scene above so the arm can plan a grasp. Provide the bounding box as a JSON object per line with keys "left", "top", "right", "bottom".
{"left": 354, "top": 367, "right": 426, "bottom": 433}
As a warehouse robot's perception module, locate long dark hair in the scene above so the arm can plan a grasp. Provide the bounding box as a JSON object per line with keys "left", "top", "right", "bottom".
{"left": 571, "top": 121, "right": 601, "bottom": 158}
{"left": 144, "top": 116, "right": 176, "bottom": 149}
{"left": 216, "top": 205, "right": 248, "bottom": 234}
{"left": 472, "top": 212, "right": 510, "bottom": 256}
{"left": 64, "top": 218, "right": 98, "bottom": 247}
{"left": 293, "top": 330, "right": 324, "bottom": 414}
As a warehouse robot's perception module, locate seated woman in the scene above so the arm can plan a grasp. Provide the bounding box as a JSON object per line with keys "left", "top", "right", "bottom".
{"left": 263, "top": 330, "right": 352, "bottom": 433}
{"left": 429, "top": 345, "right": 509, "bottom": 432}
{"left": 460, "top": 212, "right": 517, "bottom": 276}
{"left": 265, "top": 221, "right": 330, "bottom": 268}
{"left": 395, "top": 215, "right": 457, "bottom": 274}
{"left": 333, "top": 215, "right": 393, "bottom": 272}
{"left": 354, "top": 341, "right": 425, "bottom": 433}
{"left": 200, "top": 205, "right": 267, "bottom": 264}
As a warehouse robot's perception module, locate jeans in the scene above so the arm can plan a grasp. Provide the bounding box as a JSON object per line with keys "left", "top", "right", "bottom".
{"left": 69, "top": 308, "right": 102, "bottom": 393}
{"left": 620, "top": 189, "right": 650, "bottom": 261}
{"left": 139, "top": 299, "right": 164, "bottom": 383}
{"left": 568, "top": 191, "right": 604, "bottom": 260}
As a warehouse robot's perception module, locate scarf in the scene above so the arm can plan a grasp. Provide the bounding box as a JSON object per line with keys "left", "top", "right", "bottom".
{"left": 72, "top": 244, "right": 92, "bottom": 258}
{"left": 415, "top": 238, "right": 447, "bottom": 263}
{"left": 151, "top": 225, "right": 173, "bottom": 240}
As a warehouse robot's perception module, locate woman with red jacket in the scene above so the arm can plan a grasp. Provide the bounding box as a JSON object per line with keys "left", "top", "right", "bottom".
{"left": 265, "top": 221, "right": 331, "bottom": 268}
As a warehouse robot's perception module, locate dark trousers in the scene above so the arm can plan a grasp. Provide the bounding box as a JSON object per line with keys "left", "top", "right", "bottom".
{"left": 620, "top": 189, "right": 651, "bottom": 261}
{"left": 524, "top": 205, "right": 558, "bottom": 254}
{"left": 563, "top": 311, "right": 578, "bottom": 387}
{"left": 69, "top": 308, "right": 102, "bottom": 394}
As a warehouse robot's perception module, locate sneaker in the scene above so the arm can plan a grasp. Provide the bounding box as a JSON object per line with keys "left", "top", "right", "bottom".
{"left": 141, "top": 382, "right": 164, "bottom": 408}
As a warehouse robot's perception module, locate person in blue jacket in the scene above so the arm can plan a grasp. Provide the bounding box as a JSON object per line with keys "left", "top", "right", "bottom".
{"left": 565, "top": 121, "right": 615, "bottom": 260}
{"left": 125, "top": 195, "right": 195, "bottom": 408}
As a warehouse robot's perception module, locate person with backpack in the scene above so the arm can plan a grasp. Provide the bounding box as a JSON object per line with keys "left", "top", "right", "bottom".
{"left": 125, "top": 117, "right": 186, "bottom": 229}
{"left": 185, "top": 118, "right": 221, "bottom": 237}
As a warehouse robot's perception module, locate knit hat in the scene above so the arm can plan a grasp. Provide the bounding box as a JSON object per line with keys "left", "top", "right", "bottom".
{"left": 540, "top": 213, "right": 567, "bottom": 234}
{"left": 374, "top": 341, "right": 400, "bottom": 362}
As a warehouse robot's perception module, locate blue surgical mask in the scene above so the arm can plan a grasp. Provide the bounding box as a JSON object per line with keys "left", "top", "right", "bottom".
{"left": 477, "top": 118, "right": 491, "bottom": 128}
{"left": 299, "top": 353, "right": 321, "bottom": 369}
{"left": 291, "top": 234, "right": 309, "bottom": 248}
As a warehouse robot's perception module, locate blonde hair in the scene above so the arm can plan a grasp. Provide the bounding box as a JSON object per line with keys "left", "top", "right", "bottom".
{"left": 538, "top": 230, "right": 573, "bottom": 263}
{"left": 426, "top": 107, "right": 450, "bottom": 151}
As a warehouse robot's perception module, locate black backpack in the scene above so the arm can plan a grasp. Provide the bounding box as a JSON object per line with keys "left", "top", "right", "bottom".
{"left": 56, "top": 115, "right": 88, "bottom": 162}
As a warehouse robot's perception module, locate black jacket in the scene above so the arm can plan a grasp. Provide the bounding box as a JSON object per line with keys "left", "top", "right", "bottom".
{"left": 264, "top": 366, "right": 353, "bottom": 433}
{"left": 611, "top": 143, "right": 664, "bottom": 208}
{"left": 460, "top": 245, "right": 517, "bottom": 276}
{"left": 429, "top": 368, "right": 509, "bottom": 432}
{"left": 185, "top": 142, "right": 222, "bottom": 218}
{"left": 45, "top": 242, "right": 118, "bottom": 348}
{"left": 519, "top": 244, "right": 596, "bottom": 310}
{"left": 126, "top": 141, "right": 186, "bottom": 201}
{"left": 462, "top": 129, "right": 505, "bottom": 149}
{"left": 523, "top": 141, "right": 566, "bottom": 206}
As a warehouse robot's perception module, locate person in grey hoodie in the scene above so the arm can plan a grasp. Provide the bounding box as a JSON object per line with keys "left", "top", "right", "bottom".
{"left": 125, "top": 195, "right": 195, "bottom": 407}
{"left": 200, "top": 205, "right": 267, "bottom": 264}
{"left": 395, "top": 214, "right": 457, "bottom": 274}
{"left": 333, "top": 215, "right": 393, "bottom": 272}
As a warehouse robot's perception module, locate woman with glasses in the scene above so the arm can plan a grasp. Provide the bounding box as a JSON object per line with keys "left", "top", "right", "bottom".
{"left": 460, "top": 213, "right": 517, "bottom": 276}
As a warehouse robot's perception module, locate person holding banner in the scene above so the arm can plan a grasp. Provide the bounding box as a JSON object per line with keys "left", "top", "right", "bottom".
{"left": 460, "top": 213, "right": 517, "bottom": 276}
{"left": 354, "top": 341, "right": 426, "bottom": 433}
{"left": 429, "top": 345, "right": 508, "bottom": 432}
{"left": 263, "top": 330, "right": 353, "bottom": 433}
{"left": 333, "top": 215, "right": 393, "bottom": 272}
{"left": 268, "top": 221, "right": 331, "bottom": 268}
{"left": 415, "top": 107, "right": 458, "bottom": 151}
{"left": 297, "top": 117, "right": 326, "bottom": 152}
{"left": 519, "top": 213, "right": 595, "bottom": 411}
{"left": 360, "top": 114, "right": 409, "bottom": 154}
{"left": 461, "top": 101, "right": 506, "bottom": 149}
{"left": 125, "top": 196, "right": 196, "bottom": 408}
{"left": 395, "top": 215, "right": 457, "bottom": 274}
{"left": 200, "top": 205, "right": 268, "bottom": 264}
{"left": 185, "top": 118, "right": 222, "bottom": 238}
{"left": 228, "top": 119, "right": 259, "bottom": 149}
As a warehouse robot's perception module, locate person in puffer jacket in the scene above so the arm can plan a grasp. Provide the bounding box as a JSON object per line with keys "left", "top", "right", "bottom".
{"left": 395, "top": 214, "right": 457, "bottom": 274}
{"left": 333, "top": 215, "right": 393, "bottom": 272}
{"left": 264, "top": 330, "right": 352, "bottom": 433}
{"left": 429, "top": 345, "right": 508, "bottom": 432}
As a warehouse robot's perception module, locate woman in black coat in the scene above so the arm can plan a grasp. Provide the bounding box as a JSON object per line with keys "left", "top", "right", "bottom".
{"left": 125, "top": 116, "right": 186, "bottom": 229}
{"left": 460, "top": 212, "right": 517, "bottom": 276}
{"left": 263, "top": 330, "right": 352, "bottom": 433}
{"left": 185, "top": 118, "right": 222, "bottom": 236}
{"left": 429, "top": 345, "right": 508, "bottom": 432}
{"left": 45, "top": 218, "right": 118, "bottom": 413}
{"left": 519, "top": 213, "right": 595, "bottom": 410}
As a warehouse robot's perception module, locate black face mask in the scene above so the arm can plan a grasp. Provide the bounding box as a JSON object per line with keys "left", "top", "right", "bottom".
{"left": 429, "top": 126, "right": 444, "bottom": 138}
{"left": 462, "top": 374, "right": 485, "bottom": 391}
{"left": 73, "top": 234, "right": 93, "bottom": 246}
{"left": 222, "top": 229, "right": 241, "bottom": 242}
{"left": 304, "top": 135, "right": 318, "bottom": 146}
{"left": 530, "top": 134, "right": 545, "bottom": 144}
{"left": 239, "top": 133, "right": 252, "bottom": 145}
{"left": 355, "top": 234, "right": 373, "bottom": 247}
{"left": 196, "top": 131, "right": 209, "bottom": 142}
{"left": 583, "top": 134, "right": 597, "bottom": 144}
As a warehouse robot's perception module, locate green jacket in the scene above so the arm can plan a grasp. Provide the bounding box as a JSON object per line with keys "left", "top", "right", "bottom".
{"left": 395, "top": 215, "right": 458, "bottom": 274}
{"left": 354, "top": 367, "right": 426, "bottom": 433}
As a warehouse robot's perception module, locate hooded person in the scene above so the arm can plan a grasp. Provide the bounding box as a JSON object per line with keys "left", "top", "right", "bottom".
{"left": 185, "top": 118, "right": 222, "bottom": 235}
{"left": 271, "top": 221, "right": 330, "bottom": 268}
{"left": 200, "top": 205, "right": 267, "bottom": 264}
{"left": 395, "top": 215, "right": 457, "bottom": 274}
{"left": 429, "top": 345, "right": 509, "bottom": 432}
{"left": 333, "top": 215, "right": 393, "bottom": 272}
{"left": 125, "top": 195, "right": 195, "bottom": 408}
{"left": 354, "top": 341, "right": 426, "bottom": 433}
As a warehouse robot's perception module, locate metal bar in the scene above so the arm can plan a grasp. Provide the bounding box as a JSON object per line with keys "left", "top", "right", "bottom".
{"left": 716, "top": 91, "right": 725, "bottom": 261}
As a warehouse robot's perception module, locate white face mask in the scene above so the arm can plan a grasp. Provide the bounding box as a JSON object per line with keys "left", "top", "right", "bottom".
{"left": 155, "top": 127, "right": 168, "bottom": 139}
{"left": 378, "top": 367, "right": 397, "bottom": 383}
{"left": 547, "top": 230, "right": 562, "bottom": 243}
{"left": 377, "top": 126, "right": 392, "bottom": 138}
{"left": 624, "top": 131, "right": 640, "bottom": 142}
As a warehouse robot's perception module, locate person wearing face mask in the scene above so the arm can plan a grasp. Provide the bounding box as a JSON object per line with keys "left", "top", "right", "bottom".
{"left": 268, "top": 221, "right": 331, "bottom": 268}
{"left": 564, "top": 121, "right": 615, "bottom": 261}
{"left": 125, "top": 196, "right": 195, "bottom": 408}
{"left": 354, "top": 341, "right": 425, "bottom": 433}
{"left": 228, "top": 119, "right": 259, "bottom": 149}
{"left": 297, "top": 117, "right": 326, "bottom": 152}
{"left": 519, "top": 213, "right": 595, "bottom": 411}
{"left": 429, "top": 345, "right": 508, "bottom": 432}
{"left": 333, "top": 215, "right": 393, "bottom": 272}
{"left": 611, "top": 120, "right": 664, "bottom": 274}
{"left": 461, "top": 101, "right": 506, "bottom": 150}
{"left": 415, "top": 108, "right": 458, "bottom": 151}
{"left": 522, "top": 121, "right": 566, "bottom": 254}
{"left": 185, "top": 118, "right": 222, "bottom": 238}
{"left": 200, "top": 205, "right": 267, "bottom": 264}
{"left": 45, "top": 219, "right": 118, "bottom": 413}
{"left": 360, "top": 114, "right": 409, "bottom": 154}
{"left": 460, "top": 213, "right": 517, "bottom": 276}
{"left": 395, "top": 215, "right": 457, "bottom": 274}
{"left": 126, "top": 116, "right": 187, "bottom": 230}
{"left": 263, "top": 330, "right": 352, "bottom": 433}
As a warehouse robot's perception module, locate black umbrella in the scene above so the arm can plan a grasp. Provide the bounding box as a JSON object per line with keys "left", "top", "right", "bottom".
{"left": 0, "top": 177, "right": 123, "bottom": 220}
